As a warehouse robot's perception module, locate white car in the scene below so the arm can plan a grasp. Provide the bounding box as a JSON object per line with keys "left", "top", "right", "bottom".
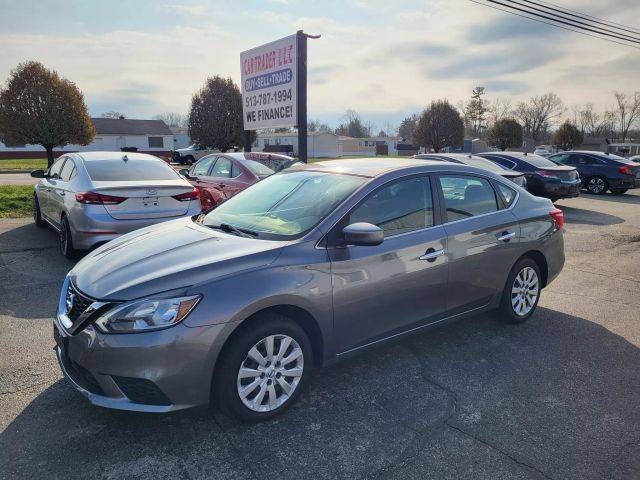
{"left": 172, "top": 145, "right": 218, "bottom": 165}
{"left": 533, "top": 148, "right": 553, "bottom": 158}
{"left": 31, "top": 152, "right": 201, "bottom": 258}
{"left": 630, "top": 155, "right": 640, "bottom": 164}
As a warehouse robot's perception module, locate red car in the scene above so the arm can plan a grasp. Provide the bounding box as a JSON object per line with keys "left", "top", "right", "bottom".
{"left": 180, "top": 152, "right": 295, "bottom": 212}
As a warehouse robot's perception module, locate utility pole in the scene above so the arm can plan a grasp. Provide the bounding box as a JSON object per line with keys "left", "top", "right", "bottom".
{"left": 296, "top": 30, "right": 320, "bottom": 163}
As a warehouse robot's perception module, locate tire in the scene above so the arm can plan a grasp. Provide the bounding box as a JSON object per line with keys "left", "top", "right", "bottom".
{"left": 586, "top": 176, "right": 608, "bottom": 195}
{"left": 496, "top": 257, "right": 542, "bottom": 324}
{"left": 185, "top": 155, "right": 195, "bottom": 165}
{"left": 610, "top": 188, "right": 628, "bottom": 195}
{"left": 59, "top": 215, "right": 77, "bottom": 259}
{"left": 33, "top": 194, "right": 45, "bottom": 228}
{"left": 214, "top": 313, "right": 312, "bottom": 422}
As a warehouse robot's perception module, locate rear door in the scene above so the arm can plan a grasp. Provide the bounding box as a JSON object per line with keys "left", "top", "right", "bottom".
{"left": 206, "top": 156, "right": 237, "bottom": 204}
{"left": 437, "top": 173, "right": 521, "bottom": 315}
{"left": 328, "top": 175, "right": 449, "bottom": 354}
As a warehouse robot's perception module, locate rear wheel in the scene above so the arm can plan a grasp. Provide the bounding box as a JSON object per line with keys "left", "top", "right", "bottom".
{"left": 610, "top": 188, "right": 628, "bottom": 195}
{"left": 33, "top": 194, "right": 45, "bottom": 227}
{"left": 59, "top": 215, "right": 77, "bottom": 259}
{"left": 214, "top": 313, "right": 312, "bottom": 422}
{"left": 497, "top": 258, "right": 541, "bottom": 324}
{"left": 586, "top": 176, "right": 608, "bottom": 195}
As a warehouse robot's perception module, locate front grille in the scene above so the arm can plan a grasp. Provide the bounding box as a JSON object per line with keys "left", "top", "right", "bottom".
{"left": 66, "top": 283, "right": 94, "bottom": 323}
{"left": 112, "top": 376, "right": 172, "bottom": 406}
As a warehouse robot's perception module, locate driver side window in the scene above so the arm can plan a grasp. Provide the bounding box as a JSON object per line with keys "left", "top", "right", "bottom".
{"left": 192, "top": 156, "right": 216, "bottom": 176}
{"left": 349, "top": 176, "right": 434, "bottom": 237}
{"left": 47, "top": 157, "right": 66, "bottom": 179}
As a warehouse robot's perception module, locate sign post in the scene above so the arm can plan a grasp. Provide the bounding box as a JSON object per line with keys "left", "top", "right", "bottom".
{"left": 241, "top": 32, "right": 318, "bottom": 162}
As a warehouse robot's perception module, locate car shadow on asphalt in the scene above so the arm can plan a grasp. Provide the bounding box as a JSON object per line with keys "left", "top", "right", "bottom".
{"left": 578, "top": 192, "right": 640, "bottom": 206}
{"left": 560, "top": 205, "right": 625, "bottom": 226}
{"left": 2, "top": 307, "right": 639, "bottom": 480}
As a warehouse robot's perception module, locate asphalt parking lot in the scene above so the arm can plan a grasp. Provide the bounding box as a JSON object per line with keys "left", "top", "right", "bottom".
{"left": 1, "top": 191, "right": 639, "bottom": 480}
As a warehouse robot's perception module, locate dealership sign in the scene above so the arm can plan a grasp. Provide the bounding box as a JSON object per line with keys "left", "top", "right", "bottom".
{"left": 241, "top": 34, "right": 297, "bottom": 130}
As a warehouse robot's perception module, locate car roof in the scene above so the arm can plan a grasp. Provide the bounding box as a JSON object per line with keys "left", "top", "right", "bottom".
{"left": 223, "top": 152, "right": 294, "bottom": 162}
{"left": 288, "top": 157, "right": 496, "bottom": 178}
{"left": 413, "top": 153, "right": 522, "bottom": 175}
{"left": 73, "top": 151, "right": 164, "bottom": 162}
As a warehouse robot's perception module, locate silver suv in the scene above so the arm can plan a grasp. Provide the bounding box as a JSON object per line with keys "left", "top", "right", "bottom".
{"left": 53, "top": 158, "right": 565, "bottom": 421}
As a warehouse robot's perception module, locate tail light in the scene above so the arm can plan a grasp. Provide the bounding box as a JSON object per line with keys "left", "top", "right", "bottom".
{"left": 172, "top": 188, "right": 200, "bottom": 201}
{"left": 536, "top": 170, "right": 559, "bottom": 179}
{"left": 549, "top": 208, "right": 564, "bottom": 230}
{"left": 619, "top": 166, "right": 635, "bottom": 176}
{"left": 75, "top": 192, "right": 126, "bottom": 205}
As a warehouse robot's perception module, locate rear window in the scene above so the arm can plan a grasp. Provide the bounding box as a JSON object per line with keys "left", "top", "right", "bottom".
{"left": 244, "top": 159, "right": 275, "bottom": 176}
{"left": 519, "top": 154, "right": 561, "bottom": 168}
{"left": 84, "top": 158, "right": 179, "bottom": 182}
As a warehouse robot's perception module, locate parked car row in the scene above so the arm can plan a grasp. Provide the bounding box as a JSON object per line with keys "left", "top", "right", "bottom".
{"left": 50, "top": 156, "right": 565, "bottom": 420}
{"left": 548, "top": 151, "right": 640, "bottom": 195}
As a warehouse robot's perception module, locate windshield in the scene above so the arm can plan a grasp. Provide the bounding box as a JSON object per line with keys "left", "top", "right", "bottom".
{"left": 84, "top": 158, "right": 179, "bottom": 181}
{"left": 244, "top": 159, "right": 275, "bottom": 176}
{"left": 202, "top": 170, "right": 366, "bottom": 239}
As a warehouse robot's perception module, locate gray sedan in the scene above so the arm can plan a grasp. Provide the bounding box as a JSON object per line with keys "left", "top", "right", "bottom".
{"left": 53, "top": 158, "right": 565, "bottom": 421}
{"left": 32, "top": 152, "right": 201, "bottom": 257}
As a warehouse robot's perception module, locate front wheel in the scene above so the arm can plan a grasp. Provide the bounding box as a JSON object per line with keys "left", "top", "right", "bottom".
{"left": 586, "top": 176, "right": 608, "bottom": 195}
{"left": 215, "top": 313, "right": 312, "bottom": 422}
{"left": 496, "top": 258, "right": 541, "bottom": 324}
{"left": 610, "top": 188, "right": 628, "bottom": 195}
{"left": 59, "top": 215, "right": 77, "bottom": 259}
{"left": 33, "top": 194, "right": 45, "bottom": 227}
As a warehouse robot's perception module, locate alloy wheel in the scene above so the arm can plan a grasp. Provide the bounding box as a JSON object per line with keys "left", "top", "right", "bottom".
{"left": 588, "top": 177, "right": 606, "bottom": 194}
{"left": 236, "top": 334, "right": 304, "bottom": 412}
{"left": 511, "top": 267, "right": 539, "bottom": 317}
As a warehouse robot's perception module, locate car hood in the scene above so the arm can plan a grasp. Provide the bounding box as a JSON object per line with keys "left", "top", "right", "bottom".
{"left": 70, "top": 218, "right": 284, "bottom": 301}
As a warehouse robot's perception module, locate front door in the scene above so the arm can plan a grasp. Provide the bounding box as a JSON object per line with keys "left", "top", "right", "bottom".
{"left": 328, "top": 175, "right": 449, "bottom": 354}
{"left": 189, "top": 155, "right": 217, "bottom": 210}
{"left": 437, "top": 174, "right": 521, "bottom": 315}
{"left": 41, "top": 156, "right": 67, "bottom": 222}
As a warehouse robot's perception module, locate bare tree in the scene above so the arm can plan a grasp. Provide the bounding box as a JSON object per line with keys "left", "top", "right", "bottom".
{"left": 514, "top": 93, "right": 565, "bottom": 142}
{"left": 614, "top": 92, "right": 640, "bottom": 142}
{"left": 308, "top": 119, "right": 332, "bottom": 133}
{"left": 464, "top": 86, "right": 488, "bottom": 138}
{"left": 487, "top": 98, "right": 513, "bottom": 127}
{"left": 153, "top": 112, "right": 187, "bottom": 128}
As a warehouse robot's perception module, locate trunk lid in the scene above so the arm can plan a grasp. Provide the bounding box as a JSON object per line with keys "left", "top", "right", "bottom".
{"left": 91, "top": 180, "right": 194, "bottom": 220}
{"left": 536, "top": 165, "right": 578, "bottom": 181}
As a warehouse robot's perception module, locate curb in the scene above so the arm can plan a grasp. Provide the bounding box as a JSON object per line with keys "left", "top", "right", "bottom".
{"left": 0, "top": 170, "right": 32, "bottom": 174}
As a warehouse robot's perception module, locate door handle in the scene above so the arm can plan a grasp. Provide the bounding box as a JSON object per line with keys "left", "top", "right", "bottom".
{"left": 498, "top": 231, "right": 516, "bottom": 242}
{"left": 57, "top": 190, "right": 65, "bottom": 196}
{"left": 419, "top": 248, "right": 446, "bottom": 262}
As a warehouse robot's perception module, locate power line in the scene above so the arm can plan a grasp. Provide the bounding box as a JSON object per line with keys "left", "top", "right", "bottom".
{"left": 533, "top": 0, "right": 640, "bottom": 36}
{"left": 467, "top": 0, "right": 640, "bottom": 49}
{"left": 483, "top": 0, "right": 640, "bottom": 45}
{"left": 511, "top": 0, "right": 640, "bottom": 42}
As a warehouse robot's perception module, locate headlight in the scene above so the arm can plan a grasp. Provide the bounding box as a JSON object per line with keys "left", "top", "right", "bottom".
{"left": 94, "top": 295, "right": 201, "bottom": 333}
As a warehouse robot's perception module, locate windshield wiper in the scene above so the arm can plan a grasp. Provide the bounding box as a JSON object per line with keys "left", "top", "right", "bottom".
{"left": 208, "top": 223, "right": 258, "bottom": 238}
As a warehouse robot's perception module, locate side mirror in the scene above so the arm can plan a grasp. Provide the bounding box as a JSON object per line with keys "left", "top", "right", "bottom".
{"left": 31, "top": 169, "right": 45, "bottom": 178}
{"left": 342, "top": 222, "right": 384, "bottom": 246}
{"left": 179, "top": 168, "right": 191, "bottom": 178}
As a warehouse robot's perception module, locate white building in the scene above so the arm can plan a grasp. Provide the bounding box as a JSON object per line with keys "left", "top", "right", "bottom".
{"left": 0, "top": 118, "right": 174, "bottom": 158}
{"left": 254, "top": 132, "right": 401, "bottom": 158}
{"left": 254, "top": 131, "right": 341, "bottom": 158}
{"left": 170, "top": 127, "right": 191, "bottom": 149}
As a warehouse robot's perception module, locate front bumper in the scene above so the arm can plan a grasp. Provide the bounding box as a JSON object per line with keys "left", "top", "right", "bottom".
{"left": 53, "top": 318, "right": 233, "bottom": 412}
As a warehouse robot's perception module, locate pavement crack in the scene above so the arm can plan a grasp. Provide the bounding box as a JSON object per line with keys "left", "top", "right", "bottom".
{"left": 446, "top": 422, "right": 555, "bottom": 480}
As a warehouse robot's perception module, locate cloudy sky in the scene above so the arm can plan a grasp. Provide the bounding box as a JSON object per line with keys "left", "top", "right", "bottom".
{"left": 1, "top": 0, "right": 638, "bottom": 129}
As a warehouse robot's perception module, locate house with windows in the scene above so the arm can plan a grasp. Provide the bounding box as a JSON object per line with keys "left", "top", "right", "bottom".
{"left": 0, "top": 117, "right": 174, "bottom": 159}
